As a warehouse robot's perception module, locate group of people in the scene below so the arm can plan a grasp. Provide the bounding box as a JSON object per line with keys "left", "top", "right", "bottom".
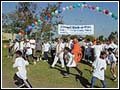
{"left": 6, "top": 36, "right": 118, "bottom": 88}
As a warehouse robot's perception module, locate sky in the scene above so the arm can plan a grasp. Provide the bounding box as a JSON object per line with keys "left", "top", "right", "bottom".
{"left": 1, "top": 1, "right": 118, "bottom": 38}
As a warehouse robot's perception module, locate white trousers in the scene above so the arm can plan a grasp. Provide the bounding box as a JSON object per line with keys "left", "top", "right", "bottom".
{"left": 51, "top": 52, "right": 65, "bottom": 68}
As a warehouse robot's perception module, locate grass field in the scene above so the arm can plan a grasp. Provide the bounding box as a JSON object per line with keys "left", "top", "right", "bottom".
{"left": 2, "top": 42, "right": 118, "bottom": 88}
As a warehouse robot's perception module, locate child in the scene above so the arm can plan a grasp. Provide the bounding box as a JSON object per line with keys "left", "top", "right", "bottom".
{"left": 107, "top": 48, "right": 117, "bottom": 81}
{"left": 90, "top": 51, "right": 107, "bottom": 88}
{"left": 63, "top": 47, "right": 82, "bottom": 78}
{"left": 13, "top": 50, "right": 32, "bottom": 88}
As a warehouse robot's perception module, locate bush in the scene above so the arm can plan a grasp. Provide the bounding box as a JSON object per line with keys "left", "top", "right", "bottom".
{"left": 2, "top": 40, "right": 9, "bottom": 44}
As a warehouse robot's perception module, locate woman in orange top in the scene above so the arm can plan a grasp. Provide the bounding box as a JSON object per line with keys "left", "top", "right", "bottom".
{"left": 71, "top": 37, "right": 82, "bottom": 64}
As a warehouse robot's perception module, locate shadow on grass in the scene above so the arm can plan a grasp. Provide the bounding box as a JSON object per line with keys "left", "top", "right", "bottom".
{"left": 84, "top": 68, "right": 92, "bottom": 74}
{"left": 75, "top": 75, "right": 90, "bottom": 88}
{"left": 54, "top": 67, "right": 100, "bottom": 88}
{"left": 75, "top": 75, "right": 100, "bottom": 88}
{"left": 80, "top": 60, "right": 92, "bottom": 67}
{"left": 53, "top": 67, "right": 77, "bottom": 76}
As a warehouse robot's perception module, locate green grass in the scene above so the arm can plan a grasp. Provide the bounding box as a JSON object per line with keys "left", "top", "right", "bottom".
{"left": 2, "top": 43, "right": 118, "bottom": 88}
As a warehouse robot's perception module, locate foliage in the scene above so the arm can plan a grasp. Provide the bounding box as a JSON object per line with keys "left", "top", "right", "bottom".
{"left": 98, "top": 35, "right": 104, "bottom": 42}
{"left": 84, "top": 35, "right": 95, "bottom": 42}
{"left": 2, "top": 2, "right": 63, "bottom": 40}
{"left": 108, "top": 31, "right": 118, "bottom": 41}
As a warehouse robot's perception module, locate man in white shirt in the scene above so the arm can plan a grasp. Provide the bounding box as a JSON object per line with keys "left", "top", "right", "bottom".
{"left": 13, "top": 39, "right": 20, "bottom": 61}
{"left": 14, "top": 39, "right": 20, "bottom": 52}
{"left": 20, "top": 39, "right": 24, "bottom": 56}
{"left": 51, "top": 38, "right": 65, "bottom": 68}
{"left": 64, "top": 38, "right": 73, "bottom": 51}
{"left": 24, "top": 39, "right": 34, "bottom": 64}
{"left": 43, "top": 40, "right": 50, "bottom": 61}
{"left": 108, "top": 40, "right": 117, "bottom": 50}
{"left": 29, "top": 38, "right": 36, "bottom": 56}
{"left": 13, "top": 50, "right": 32, "bottom": 88}
{"left": 92, "top": 41, "right": 103, "bottom": 59}
{"left": 91, "top": 51, "right": 107, "bottom": 88}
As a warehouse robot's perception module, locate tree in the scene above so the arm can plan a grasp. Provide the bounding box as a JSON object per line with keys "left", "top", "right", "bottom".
{"left": 98, "top": 35, "right": 104, "bottom": 42}
{"left": 2, "top": 11, "right": 19, "bottom": 39}
{"left": 84, "top": 35, "right": 95, "bottom": 42}
{"left": 2, "top": 2, "right": 38, "bottom": 39}
{"left": 2, "top": 2, "right": 63, "bottom": 40}
{"left": 108, "top": 31, "right": 118, "bottom": 41}
{"left": 16, "top": 2, "right": 38, "bottom": 29}
{"left": 37, "top": 2, "right": 63, "bottom": 40}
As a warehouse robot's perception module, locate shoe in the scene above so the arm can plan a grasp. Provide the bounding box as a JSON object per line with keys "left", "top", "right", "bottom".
{"left": 7, "top": 56, "right": 10, "bottom": 58}
{"left": 37, "top": 58, "right": 39, "bottom": 62}
{"left": 79, "top": 72, "right": 83, "bottom": 77}
{"left": 39, "top": 58, "right": 42, "bottom": 61}
{"left": 63, "top": 74, "right": 69, "bottom": 78}
{"left": 89, "top": 61, "right": 93, "bottom": 64}
{"left": 61, "top": 67, "right": 64, "bottom": 69}
{"left": 113, "top": 78, "right": 117, "bottom": 82}
{"left": 50, "top": 66, "right": 54, "bottom": 69}
{"left": 34, "top": 61, "right": 36, "bottom": 64}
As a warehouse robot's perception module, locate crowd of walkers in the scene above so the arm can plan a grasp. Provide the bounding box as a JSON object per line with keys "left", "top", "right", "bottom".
{"left": 6, "top": 36, "right": 118, "bottom": 88}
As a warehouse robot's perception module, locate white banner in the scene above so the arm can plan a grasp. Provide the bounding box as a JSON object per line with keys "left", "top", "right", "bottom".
{"left": 58, "top": 24, "right": 94, "bottom": 35}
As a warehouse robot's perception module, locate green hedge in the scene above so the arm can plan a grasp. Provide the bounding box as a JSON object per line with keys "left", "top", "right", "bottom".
{"left": 2, "top": 40, "right": 9, "bottom": 44}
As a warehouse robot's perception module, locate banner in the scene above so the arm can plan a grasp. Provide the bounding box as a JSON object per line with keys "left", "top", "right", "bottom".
{"left": 58, "top": 24, "right": 94, "bottom": 35}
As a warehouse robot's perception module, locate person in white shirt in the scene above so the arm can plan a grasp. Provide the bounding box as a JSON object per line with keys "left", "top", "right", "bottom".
{"left": 92, "top": 41, "right": 103, "bottom": 59}
{"left": 43, "top": 40, "right": 50, "bottom": 61}
{"left": 29, "top": 38, "right": 36, "bottom": 58}
{"left": 29, "top": 38, "right": 36, "bottom": 50}
{"left": 13, "top": 39, "right": 20, "bottom": 61}
{"left": 20, "top": 39, "right": 24, "bottom": 56}
{"left": 90, "top": 51, "right": 107, "bottom": 88}
{"left": 107, "top": 48, "right": 117, "bottom": 81}
{"left": 24, "top": 39, "right": 34, "bottom": 64}
{"left": 108, "top": 40, "right": 118, "bottom": 50}
{"left": 13, "top": 50, "right": 32, "bottom": 88}
{"left": 65, "top": 37, "right": 73, "bottom": 51}
{"left": 51, "top": 38, "right": 65, "bottom": 68}
{"left": 86, "top": 39, "right": 93, "bottom": 47}
{"left": 63, "top": 47, "right": 82, "bottom": 78}
{"left": 14, "top": 39, "right": 20, "bottom": 52}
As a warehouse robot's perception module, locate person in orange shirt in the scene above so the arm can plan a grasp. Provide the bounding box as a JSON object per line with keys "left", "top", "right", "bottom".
{"left": 93, "top": 38, "right": 96, "bottom": 45}
{"left": 71, "top": 37, "right": 82, "bottom": 64}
